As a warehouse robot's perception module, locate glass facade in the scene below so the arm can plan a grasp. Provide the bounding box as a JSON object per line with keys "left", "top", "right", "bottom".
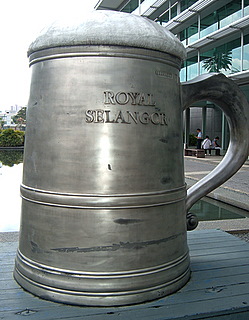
{"left": 121, "top": 0, "right": 145, "bottom": 13}
{"left": 180, "top": 56, "right": 198, "bottom": 82}
{"left": 245, "top": 0, "right": 249, "bottom": 14}
{"left": 110, "top": 0, "right": 249, "bottom": 84}
{"left": 180, "top": 0, "right": 198, "bottom": 12}
{"left": 200, "top": 1, "right": 242, "bottom": 38}
{"left": 200, "top": 38, "right": 241, "bottom": 75}
{"left": 181, "top": 36, "right": 243, "bottom": 81}
{"left": 156, "top": 10, "right": 169, "bottom": 25}
{"left": 156, "top": 2, "right": 178, "bottom": 26}
{"left": 180, "top": 0, "right": 249, "bottom": 81}
{"left": 179, "top": 19, "right": 198, "bottom": 46}
{"left": 243, "top": 34, "right": 249, "bottom": 71}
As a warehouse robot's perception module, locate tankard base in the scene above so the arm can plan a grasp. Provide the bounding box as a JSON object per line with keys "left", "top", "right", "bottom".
{"left": 14, "top": 270, "right": 190, "bottom": 307}
{"left": 14, "top": 251, "right": 191, "bottom": 307}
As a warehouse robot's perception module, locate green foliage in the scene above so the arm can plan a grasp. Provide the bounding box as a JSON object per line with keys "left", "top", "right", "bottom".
{"left": 12, "top": 107, "right": 27, "bottom": 124}
{"left": 0, "top": 117, "right": 4, "bottom": 129}
{"left": 202, "top": 51, "right": 232, "bottom": 72}
{"left": 0, "top": 129, "right": 25, "bottom": 147}
{"left": 0, "top": 150, "right": 23, "bottom": 167}
{"left": 189, "top": 133, "right": 197, "bottom": 147}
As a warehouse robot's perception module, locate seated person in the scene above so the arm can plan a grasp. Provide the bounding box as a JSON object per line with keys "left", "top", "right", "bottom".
{"left": 211, "top": 136, "right": 221, "bottom": 155}
{"left": 201, "top": 136, "right": 212, "bottom": 154}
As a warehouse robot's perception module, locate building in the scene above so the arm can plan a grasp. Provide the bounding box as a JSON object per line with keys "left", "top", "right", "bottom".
{"left": 95, "top": 0, "right": 249, "bottom": 149}
{"left": 0, "top": 105, "right": 24, "bottom": 130}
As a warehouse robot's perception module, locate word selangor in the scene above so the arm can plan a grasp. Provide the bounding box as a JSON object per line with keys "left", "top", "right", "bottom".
{"left": 85, "top": 91, "right": 169, "bottom": 125}
{"left": 85, "top": 110, "right": 169, "bottom": 125}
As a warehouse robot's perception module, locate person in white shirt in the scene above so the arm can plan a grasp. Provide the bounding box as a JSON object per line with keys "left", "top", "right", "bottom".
{"left": 201, "top": 136, "right": 212, "bottom": 154}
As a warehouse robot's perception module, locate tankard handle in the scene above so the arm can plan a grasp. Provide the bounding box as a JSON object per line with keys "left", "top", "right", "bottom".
{"left": 182, "top": 73, "right": 249, "bottom": 215}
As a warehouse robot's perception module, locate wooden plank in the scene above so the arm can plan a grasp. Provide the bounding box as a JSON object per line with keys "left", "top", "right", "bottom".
{"left": 188, "top": 230, "right": 236, "bottom": 242}
{"left": 1, "top": 229, "right": 249, "bottom": 320}
{"left": 189, "top": 244, "right": 249, "bottom": 257}
{"left": 188, "top": 237, "right": 243, "bottom": 247}
{"left": 2, "top": 292, "right": 249, "bottom": 320}
{"left": 191, "top": 264, "right": 249, "bottom": 280}
{"left": 191, "top": 256, "right": 249, "bottom": 272}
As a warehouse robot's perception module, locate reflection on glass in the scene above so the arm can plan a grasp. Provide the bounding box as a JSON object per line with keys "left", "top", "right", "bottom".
{"left": 200, "top": 1, "right": 241, "bottom": 38}
{"left": 0, "top": 150, "right": 24, "bottom": 167}
{"left": 171, "top": 3, "right": 177, "bottom": 19}
{"left": 220, "top": 10, "right": 242, "bottom": 28}
{"left": 0, "top": 150, "right": 23, "bottom": 232}
{"left": 245, "top": 4, "right": 249, "bottom": 15}
{"left": 186, "top": 56, "right": 198, "bottom": 80}
{"left": 180, "top": 21, "right": 198, "bottom": 45}
{"left": 180, "top": 67, "right": 186, "bottom": 82}
{"left": 156, "top": 10, "right": 169, "bottom": 26}
{"left": 200, "top": 13, "right": 218, "bottom": 38}
{"left": 121, "top": 0, "right": 144, "bottom": 13}
{"left": 243, "top": 34, "right": 249, "bottom": 71}
{"left": 180, "top": 0, "right": 198, "bottom": 12}
{"left": 190, "top": 199, "right": 246, "bottom": 221}
{"left": 200, "top": 38, "right": 241, "bottom": 75}
{"left": 202, "top": 50, "right": 232, "bottom": 73}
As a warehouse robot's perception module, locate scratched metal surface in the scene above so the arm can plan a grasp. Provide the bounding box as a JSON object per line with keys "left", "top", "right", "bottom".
{"left": 1, "top": 229, "right": 249, "bottom": 320}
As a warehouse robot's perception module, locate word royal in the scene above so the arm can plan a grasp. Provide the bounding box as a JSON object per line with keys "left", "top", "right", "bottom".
{"left": 104, "top": 91, "right": 156, "bottom": 106}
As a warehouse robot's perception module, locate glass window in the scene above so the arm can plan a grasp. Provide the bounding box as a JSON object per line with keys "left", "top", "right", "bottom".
{"left": 200, "top": 1, "right": 242, "bottom": 37}
{"left": 243, "top": 34, "right": 249, "bottom": 71}
{"left": 188, "top": 22, "right": 199, "bottom": 44}
{"left": 244, "top": 0, "right": 249, "bottom": 15}
{"left": 180, "top": 61, "right": 187, "bottom": 82}
{"left": 200, "top": 38, "right": 241, "bottom": 75}
{"left": 122, "top": 0, "right": 139, "bottom": 13}
{"left": 171, "top": 3, "right": 177, "bottom": 19}
{"left": 200, "top": 13, "right": 218, "bottom": 38}
{"left": 156, "top": 10, "right": 169, "bottom": 26}
{"left": 180, "top": 29, "right": 187, "bottom": 46}
{"left": 180, "top": 17, "right": 199, "bottom": 45}
{"left": 186, "top": 56, "right": 198, "bottom": 80}
{"left": 180, "top": 0, "right": 198, "bottom": 12}
{"left": 218, "top": 0, "right": 242, "bottom": 28}
{"left": 180, "top": 19, "right": 198, "bottom": 45}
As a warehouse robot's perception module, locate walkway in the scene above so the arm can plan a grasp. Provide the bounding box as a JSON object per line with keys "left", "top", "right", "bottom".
{"left": 184, "top": 154, "right": 249, "bottom": 232}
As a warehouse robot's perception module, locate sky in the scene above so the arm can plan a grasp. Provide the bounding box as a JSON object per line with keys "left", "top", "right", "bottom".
{"left": 0, "top": 0, "right": 98, "bottom": 111}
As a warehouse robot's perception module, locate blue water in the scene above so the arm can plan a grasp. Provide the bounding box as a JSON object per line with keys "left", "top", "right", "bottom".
{"left": 190, "top": 198, "right": 246, "bottom": 221}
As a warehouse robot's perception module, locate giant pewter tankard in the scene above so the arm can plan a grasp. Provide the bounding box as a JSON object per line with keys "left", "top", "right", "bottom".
{"left": 14, "top": 11, "right": 249, "bottom": 306}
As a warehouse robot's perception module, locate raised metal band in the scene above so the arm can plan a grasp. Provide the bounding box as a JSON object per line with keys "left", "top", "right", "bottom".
{"left": 28, "top": 45, "right": 182, "bottom": 69}
{"left": 16, "top": 248, "right": 189, "bottom": 278}
{"left": 20, "top": 184, "right": 186, "bottom": 209}
{"left": 14, "top": 247, "right": 190, "bottom": 307}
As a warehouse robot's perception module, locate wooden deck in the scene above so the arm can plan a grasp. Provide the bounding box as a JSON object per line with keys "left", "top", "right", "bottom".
{"left": 1, "top": 229, "right": 249, "bottom": 319}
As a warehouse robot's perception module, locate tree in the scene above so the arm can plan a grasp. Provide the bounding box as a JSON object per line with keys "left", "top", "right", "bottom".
{"left": 0, "top": 129, "right": 25, "bottom": 147}
{"left": 0, "top": 150, "right": 23, "bottom": 167}
{"left": 202, "top": 50, "right": 232, "bottom": 73}
{"left": 12, "top": 107, "right": 27, "bottom": 124}
{"left": 0, "top": 117, "right": 4, "bottom": 129}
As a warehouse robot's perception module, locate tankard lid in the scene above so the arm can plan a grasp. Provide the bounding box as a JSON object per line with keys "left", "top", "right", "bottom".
{"left": 28, "top": 10, "right": 186, "bottom": 60}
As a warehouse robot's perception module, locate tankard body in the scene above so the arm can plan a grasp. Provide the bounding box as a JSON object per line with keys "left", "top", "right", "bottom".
{"left": 14, "top": 11, "right": 249, "bottom": 306}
